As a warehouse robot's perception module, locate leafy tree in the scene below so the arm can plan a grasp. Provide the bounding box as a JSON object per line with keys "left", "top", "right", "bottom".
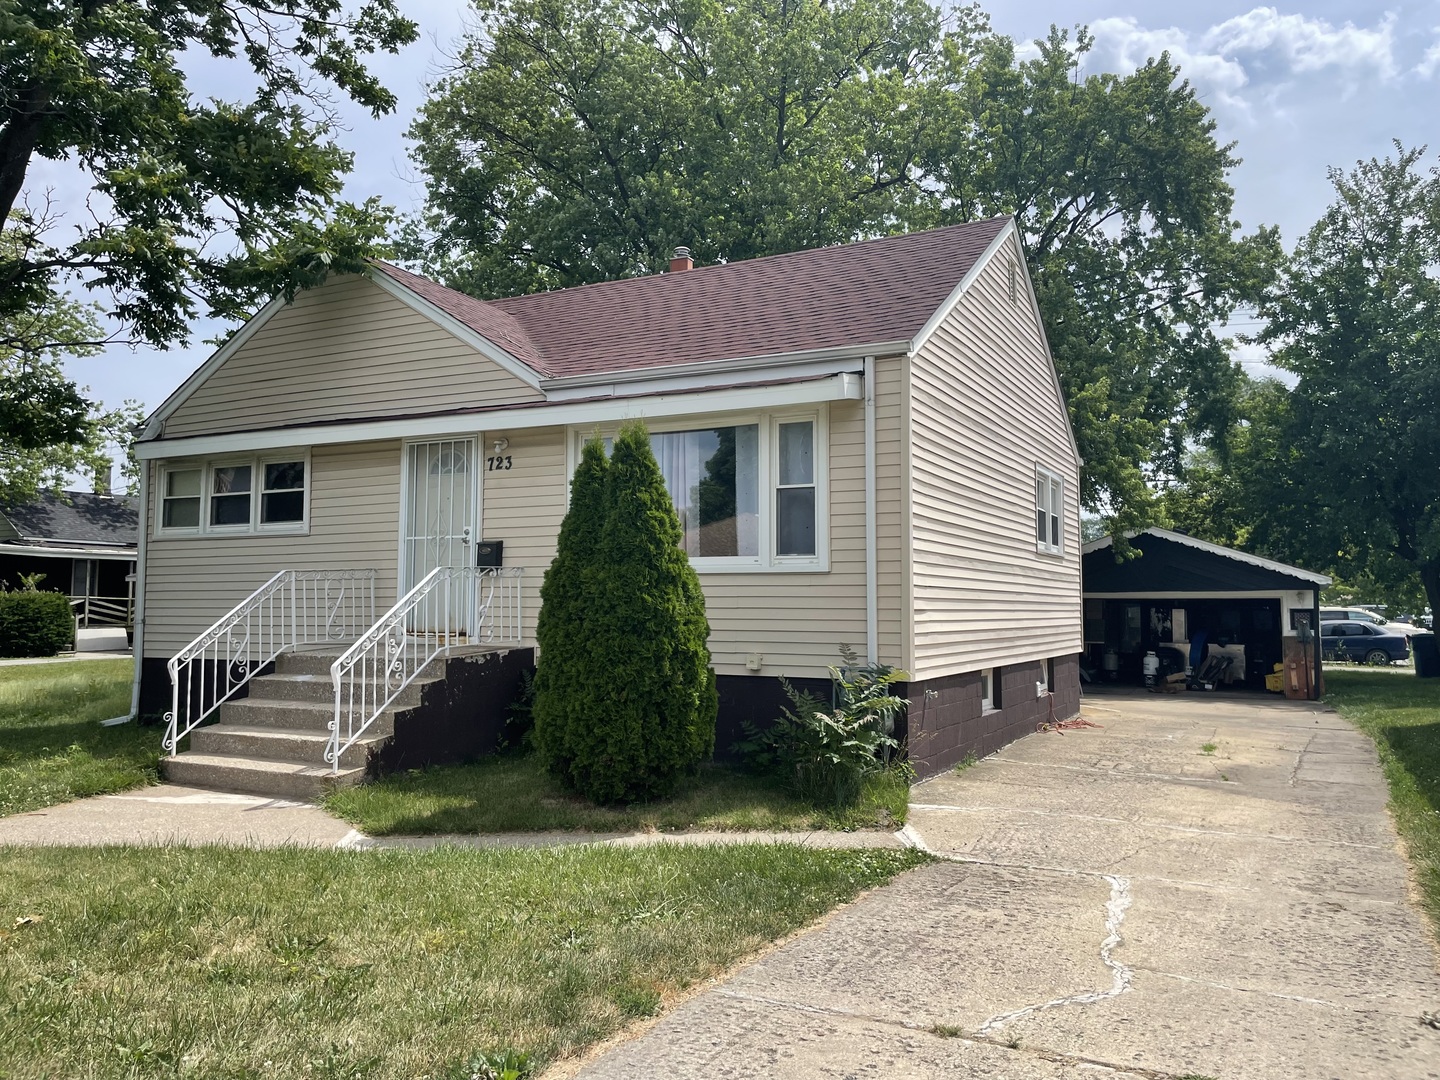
{"left": 0, "top": 0, "right": 418, "bottom": 445}
{"left": 572, "top": 422, "right": 716, "bottom": 804}
{"left": 931, "top": 28, "right": 1281, "bottom": 531}
{"left": 1, "top": 218, "right": 142, "bottom": 501}
{"left": 1253, "top": 144, "right": 1440, "bottom": 621}
{"left": 532, "top": 435, "right": 610, "bottom": 778}
{"left": 403, "top": 0, "right": 948, "bottom": 296}
{"left": 404, "top": 2, "right": 1277, "bottom": 532}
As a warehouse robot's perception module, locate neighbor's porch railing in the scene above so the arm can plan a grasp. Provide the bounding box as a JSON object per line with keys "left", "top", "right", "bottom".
{"left": 164, "top": 569, "right": 378, "bottom": 755}
{"left": 70, "top": 594, "right": 134, "bottom": 629}
{"left": 327, "top": 566, "right": 523, "bottom": 772}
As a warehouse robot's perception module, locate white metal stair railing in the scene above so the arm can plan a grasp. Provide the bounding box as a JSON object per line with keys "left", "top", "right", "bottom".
{"left": 327, "top": 566, "right": 523, "bottom": 772}
{"left": 164, "top": 569, "right": 378, "bottom": 755}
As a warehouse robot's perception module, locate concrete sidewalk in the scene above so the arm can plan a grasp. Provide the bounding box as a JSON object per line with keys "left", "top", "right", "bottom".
{"left": 564, "top": 691, "right": 1440, "bottom": 1080}
{"left": 0, "top": 783, "right": 904, "bottom": 851}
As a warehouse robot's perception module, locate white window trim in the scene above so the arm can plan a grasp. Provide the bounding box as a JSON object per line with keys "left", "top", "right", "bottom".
{"left": 980, "top": 667, "right": 997, "bottom": 713}
{"left": 155, "top": 451, "right": 312, "bottom": 538}
{"left": 567, "top": 408, "right": 830, "bottom": 574}
{"left": 1035, "top": 465, "right": 1064, "bottom": 557}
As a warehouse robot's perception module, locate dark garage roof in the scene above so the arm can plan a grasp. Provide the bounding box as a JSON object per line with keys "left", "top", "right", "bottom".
{"left": 0, "top": 491, "right": 139, "bottom": 549}
{"left": 1083, "top": 529, "right": 1330, "bottom": 594}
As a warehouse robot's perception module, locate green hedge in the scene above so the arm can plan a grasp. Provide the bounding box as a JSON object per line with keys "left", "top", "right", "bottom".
{"left": 0, "top": 590, "right": 75, "bottom": 658}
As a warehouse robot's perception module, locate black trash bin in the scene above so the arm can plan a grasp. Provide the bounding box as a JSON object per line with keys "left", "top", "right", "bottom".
{"left": 1413, "top": 633, "right": 1440, "bottom": 678}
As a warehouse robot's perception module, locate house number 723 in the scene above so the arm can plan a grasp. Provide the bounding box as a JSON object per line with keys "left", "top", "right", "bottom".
{"left": 486, "top": 455, "right": 513, "bottom": 471}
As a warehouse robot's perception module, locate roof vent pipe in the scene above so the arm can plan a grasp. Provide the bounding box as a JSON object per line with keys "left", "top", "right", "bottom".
{"left": 669, "top": 246, "right": 693, "bottom": 273}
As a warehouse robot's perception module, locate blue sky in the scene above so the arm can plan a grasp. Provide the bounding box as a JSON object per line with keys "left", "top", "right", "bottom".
{"left": 39, "top": 0, "right": 1440, "bottom": 480}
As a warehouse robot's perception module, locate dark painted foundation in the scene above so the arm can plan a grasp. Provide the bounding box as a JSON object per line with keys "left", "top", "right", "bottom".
{"left": 137, "top": 655, "right": 263, "bottom": 724}
{"left": 370, "top": 648, "right": 533, "bottom": 775}
{"left": 713, "top": 673, "right": 832, "bottom": 761}
{"left": 139, "top": 651, "right": 1078, "bottom": 780}
{"left": 898, "top": 655, "right": 1081, "bottom": 779}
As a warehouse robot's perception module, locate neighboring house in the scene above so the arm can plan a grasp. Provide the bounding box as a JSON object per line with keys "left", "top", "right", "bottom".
{"left": 134, "top": 216, "right": 1083, "bottom": 795}
{"left": 1082, "top": 528, "right": 1330, "bottom": 699}
{"left": 0, "top": 489, "right": 138, "bottom": 632}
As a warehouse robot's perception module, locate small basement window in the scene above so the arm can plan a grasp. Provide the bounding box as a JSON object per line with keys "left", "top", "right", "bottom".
{"left": 981, "top": 668, "right": 996, "bottom": 711}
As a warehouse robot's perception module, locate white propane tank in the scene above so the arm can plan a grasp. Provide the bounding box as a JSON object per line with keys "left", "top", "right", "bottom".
{"left": 1143, "top": 650, "right": 1160, "bottom": 688}
{"left": 1103, "top": 649, "right": 1120, "bottom": 681}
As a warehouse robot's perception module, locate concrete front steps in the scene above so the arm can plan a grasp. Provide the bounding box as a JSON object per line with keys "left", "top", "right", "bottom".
{"left": 162, "top": 649, "right": 436, "bottom": 800}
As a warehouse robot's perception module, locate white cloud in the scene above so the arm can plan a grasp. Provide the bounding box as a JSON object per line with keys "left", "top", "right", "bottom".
{"left": 1418, "top": 31, "right": 1440, "bottom": 79}
{"left": 1089, "top": 16, "right": 1252, "bottom": 109}
{"left": 1082, "top": 9, "right": 1406, "bottom": 120}
{"left": 1201, "top": 8, "right": 1398, "bottom": 79}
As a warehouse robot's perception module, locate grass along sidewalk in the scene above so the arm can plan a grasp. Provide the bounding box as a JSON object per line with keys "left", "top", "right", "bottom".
{"left": 323, "top": 752, "right": 911, "bottom": 836}
{"left": 1325, "top": 669, "right": 1440, "bottom": 931}
{"left": 0, "top": 659, "right": 157, "bottom": 818}
{"left": 0, "top": 843, "right": 927, "bottom": 1079}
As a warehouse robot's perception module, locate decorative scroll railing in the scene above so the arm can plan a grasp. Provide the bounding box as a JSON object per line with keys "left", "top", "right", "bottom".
{"left": 327, "top": 566, "right": 523, "bottom": 772}
{"left": 164, "top": 569, "right": 378, "bottom": 755}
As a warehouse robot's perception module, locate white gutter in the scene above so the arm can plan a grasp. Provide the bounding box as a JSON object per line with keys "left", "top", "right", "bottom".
{"left": 864, "top": 355, "right": 878, "bottom": 666}
{"left": 539, "top": 341, "right": 909, "bottom": 392}
{"left": 136, "top": 372, "right": 863, "bottom": 460}
{"left": 113, "top": 465, "right": 149, "bottom": 726}
{"left": 0, "top": 543, "right": 136, "bottom": 560}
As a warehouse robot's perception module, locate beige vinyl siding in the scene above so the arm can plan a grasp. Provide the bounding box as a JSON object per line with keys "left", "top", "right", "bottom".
{"left": 482, "top": 402, "right": 894, "bottom": 680}
{"left": 142, "top": 441, "right": 402, "bottom": 657}
{"left": 162, "top": 276, "right": 542, "bottom": 438}
{"left": 908, "top": 238, "right": 1083, "bottom": 679}
{"left": 478, "top": 425, "right": 568, "bottom": 649}
{"left": 873, "top": 356, "right": 906, "bottom": 666}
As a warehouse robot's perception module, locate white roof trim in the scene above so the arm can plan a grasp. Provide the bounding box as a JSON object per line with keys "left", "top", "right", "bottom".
{"left": 539, "top": 340, "right": 908, "bottom": 392}
{"left": 135, "top": 373, "right": 862, "bottom": 460}
{"left": 1083, "top": 528, "right": 1332, "bottom": 585}
{"left": 0, "top": 543, "right": 136, "bottom": 560}
{"left": 139, "top": 292, "right": 291, "bottom": 441}
{"left": 367, "top": 271, "right": 543, "bottom": 391}
{"left": 907, "top": 218, "right": 1015, "bottom": 357}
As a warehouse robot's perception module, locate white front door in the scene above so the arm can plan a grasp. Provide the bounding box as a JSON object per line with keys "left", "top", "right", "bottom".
{"left": 402, "top": 438, "right": 478, "bottom": 634}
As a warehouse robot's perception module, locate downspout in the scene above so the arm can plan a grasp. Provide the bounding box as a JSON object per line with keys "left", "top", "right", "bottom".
{"left": 864, "top": 355, "right": 878, "bottom": 666}
{"left": 1311, "top": 587, "right": 1322, "bottom": 701}
{"left": 105, "top": 461, "right": 149, "bottom": 726}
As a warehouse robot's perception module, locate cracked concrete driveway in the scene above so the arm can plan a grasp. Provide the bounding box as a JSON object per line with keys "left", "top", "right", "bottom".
{"left": 564, "top": 689, "right": 1440, "bottom": 1080}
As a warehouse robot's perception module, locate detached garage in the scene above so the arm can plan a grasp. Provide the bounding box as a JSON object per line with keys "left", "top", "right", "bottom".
{"left": 1082, "top": 528, "right": 1330, "bottom": 700}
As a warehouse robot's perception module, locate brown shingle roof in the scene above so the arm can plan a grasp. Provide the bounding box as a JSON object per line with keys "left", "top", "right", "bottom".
{"left": 374, "top": 216, "right": 1010, "bottom": 381}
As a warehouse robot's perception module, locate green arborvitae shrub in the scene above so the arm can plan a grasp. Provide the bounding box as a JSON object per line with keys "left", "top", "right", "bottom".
{"left": 532, "top": 435, "right": 610, "bottom": 777}
{"left": 569, "top": 421, "right": 717, "bottom": 803}
{"left": 0, "top": 589, "right": 75, "bottom": 658}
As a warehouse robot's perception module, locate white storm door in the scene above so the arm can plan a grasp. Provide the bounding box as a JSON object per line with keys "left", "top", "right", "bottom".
{"left": 403, "top": 438, "right": 478, "bottom": 634}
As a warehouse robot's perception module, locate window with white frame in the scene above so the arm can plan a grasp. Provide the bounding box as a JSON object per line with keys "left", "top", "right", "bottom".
{"left": 578, "top": 413, "right": 826, "bottom": 570}
{"left": 158, "top": 455, "right": 308, "bottom": 535}
{"left": 1035, "top": 466, "right": 1064, "bottom": 555}
{"left": 980, "top": 668, "right": 996, "bottom": 711}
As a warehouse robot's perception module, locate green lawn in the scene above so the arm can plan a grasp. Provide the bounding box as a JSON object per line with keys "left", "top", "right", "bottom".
{"left": 1325, "top": 669, "right": 1440, "bottom": 928}
{"left": 0, "top": 659, "right": 157, "bottom": 818}
{"left": 324, "top": 753, "right": 911, "bottom": 836}
{"left": 0, "top": 843, "right": 927, "bottom": 1079}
